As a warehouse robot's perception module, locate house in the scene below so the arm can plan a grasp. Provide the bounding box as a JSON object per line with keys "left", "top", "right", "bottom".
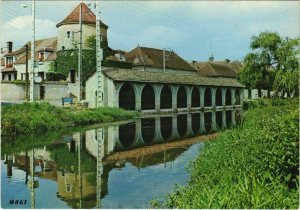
{"left": 190, "top": 59, "right": 242, "bottom": 78}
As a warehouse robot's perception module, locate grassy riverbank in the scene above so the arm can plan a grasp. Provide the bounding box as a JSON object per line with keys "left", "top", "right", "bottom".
{"left": 154, "top": 98, "right": 299, "bottom": 208}
{"left": 1, "top": 102, "right": 138, "bottom": 136}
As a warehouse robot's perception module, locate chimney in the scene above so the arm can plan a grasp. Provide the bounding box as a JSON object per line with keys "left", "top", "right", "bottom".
{"left": 7, "top": 41, "right": 13, "bottom": 53}
{"left": 225, "top": 59, "right": 230, "bottom": 64}
{"left": 192, "top": 60, "right": 197, "bottom": 66}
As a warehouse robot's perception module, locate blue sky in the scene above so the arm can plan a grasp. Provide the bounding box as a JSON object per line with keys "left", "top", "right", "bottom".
{"left": 1, "top": 1, "right": 298, "bottom": 62}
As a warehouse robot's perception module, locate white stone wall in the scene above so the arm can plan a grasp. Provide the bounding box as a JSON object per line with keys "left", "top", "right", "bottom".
{"left": 1, "top": 83, "right": 26, "bottom": 100}
{"left": 57, "top": 24, "right": 107, "bottom": 51}
{"left": 42, "top": 82, "right": 69, "bottom": 100}
{"left": 85, "top": 69, "right": 116, "bottom": 108}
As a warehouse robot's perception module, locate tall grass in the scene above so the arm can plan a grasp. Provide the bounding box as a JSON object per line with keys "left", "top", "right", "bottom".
{"left": 1, "top": 102, "right": 138, "bottom": 136}
{"left": 153, "top": 98, "right": 299, "bottom": 209}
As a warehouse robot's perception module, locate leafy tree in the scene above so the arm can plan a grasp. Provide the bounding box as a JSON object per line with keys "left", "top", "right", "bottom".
{"left": 239, "top": 31, "right": 299, "bottom": 97}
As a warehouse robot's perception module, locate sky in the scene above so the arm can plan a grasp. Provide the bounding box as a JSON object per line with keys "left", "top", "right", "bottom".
{"left": 0, "top": 1, "right": 299, "bottom": 62}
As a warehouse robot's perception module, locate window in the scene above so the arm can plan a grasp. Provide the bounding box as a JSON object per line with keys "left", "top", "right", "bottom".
{"left": 70, "top": 70, "right": 75, "bottom": 83}
{"left": 67, "top": 31, "right": 71, "bottom": 38}
{"left": 39, "top": 52, "right": 44, "bottom": 61}
{"left": 8, "top": 74, "right": 11, "bottom": 81}
{"left": 62, "top": 46, "right": 65, "bottom": 51}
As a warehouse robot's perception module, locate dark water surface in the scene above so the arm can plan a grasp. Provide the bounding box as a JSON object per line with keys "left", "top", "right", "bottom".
{"left": 1, "top": 112, "right": 234, "bottom": 209}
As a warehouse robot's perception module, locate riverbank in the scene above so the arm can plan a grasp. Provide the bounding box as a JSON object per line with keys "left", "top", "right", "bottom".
{"left": 1, "top": 102, "right": 138, "bottom": 136}
{"left": 155, "top": 98, "right": 298, "bottom": 208}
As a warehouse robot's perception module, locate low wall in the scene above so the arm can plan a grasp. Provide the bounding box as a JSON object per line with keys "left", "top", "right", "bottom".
{"left": 1, "top": 82, "right": 26, "bottom": 100}
{"left": 1, "top": 81, "right": 69, "bottom": 103}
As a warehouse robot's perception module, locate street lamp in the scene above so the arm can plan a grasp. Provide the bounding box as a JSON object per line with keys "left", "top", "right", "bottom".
{"left": 21, "top": 0, "right": 35, "bottom": 102}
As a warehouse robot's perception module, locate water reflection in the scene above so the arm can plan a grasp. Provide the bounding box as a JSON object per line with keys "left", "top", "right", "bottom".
{"left": 1, "top": 110, "right": 239, "bottom": 209}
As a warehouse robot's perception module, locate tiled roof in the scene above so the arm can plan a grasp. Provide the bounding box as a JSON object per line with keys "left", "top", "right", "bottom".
{"left": 125, "top": 46, "right": 196, "bottom": 72}
{"left": 14, "top": 37, "right": 57, "bottom": 64}
{"left": 103, "top": 68, "right": 244, "bottom": 88}
{"left": 56, "top": 3, "right": 108, "bottom": 28}
{"left": 192, "top": 61, "right": 238, "bottom": 78}
{"left": 1, "top": 67, "right": 17, "bottom": 73}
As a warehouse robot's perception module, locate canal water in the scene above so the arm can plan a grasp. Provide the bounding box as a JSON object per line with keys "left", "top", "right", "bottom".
{"left": 1, "top": 112, "right": 235, "bottom": 209}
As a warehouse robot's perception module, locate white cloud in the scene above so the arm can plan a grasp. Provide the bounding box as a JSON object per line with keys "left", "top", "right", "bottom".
{"left": 1, "top": 15, "right": 57, "bottom": 48}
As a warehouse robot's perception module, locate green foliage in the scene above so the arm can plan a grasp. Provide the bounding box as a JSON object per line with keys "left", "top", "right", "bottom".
{"left": 1, "top": 102, "right": 138, "bottom": 136}
{"left": 238, "top": 31, "right": 299, "bottom": 96}
{"left": 50, "top": 35, "right": 115, "bottom": 81}
{"left": 46, "top": 71, "right": 67, "bottom": 81}
{"left": 159, "top": 98, "right": 299, "bottom": 208}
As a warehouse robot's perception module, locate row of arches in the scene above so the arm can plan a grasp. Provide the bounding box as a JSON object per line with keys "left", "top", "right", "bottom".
{"left": 118, "top": 111, "right": 239, "bottom": 148}
{"left": 118, "top": 83, "right": 241, "bottom": 111}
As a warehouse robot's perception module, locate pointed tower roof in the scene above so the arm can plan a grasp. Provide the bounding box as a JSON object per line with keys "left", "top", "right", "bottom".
{"left": 56, "top": 3, "right": 108, "bottom": 28}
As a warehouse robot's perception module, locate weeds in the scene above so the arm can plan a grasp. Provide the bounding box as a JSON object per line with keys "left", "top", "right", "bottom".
{"left": 1, "top": 102, "right": 138, "bottom": 136}
{"left": 158, "top": 98, "right": 299, "bottom": 208}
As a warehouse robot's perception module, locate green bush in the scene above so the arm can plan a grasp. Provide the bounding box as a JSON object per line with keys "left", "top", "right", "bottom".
{"left": 158, "top": 98, "right": 299, "bottom": 209}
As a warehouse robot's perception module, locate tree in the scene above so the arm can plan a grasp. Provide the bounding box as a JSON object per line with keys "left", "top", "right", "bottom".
{"left": 238, "top": 31, "right": 299, "bottom": 97}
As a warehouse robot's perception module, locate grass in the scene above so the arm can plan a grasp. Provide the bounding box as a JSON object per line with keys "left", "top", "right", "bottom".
{"left": 153, "top": 98, "right": 299, "bottom": 209}
{"left": 1, "top": 102, "right": 138, "bottom": 136}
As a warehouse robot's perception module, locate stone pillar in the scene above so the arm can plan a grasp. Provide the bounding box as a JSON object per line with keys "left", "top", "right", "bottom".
{"left": 186, "top": 113, "right": 193, "bottom": 136}
{"left": 221, "top": 88, "right": 226, "bottom": 106}
{"left": 211, "top": 87, "right": 217, "bottom": 107}
{"left": 200, "top": 112, "right": 206, "bottom": 133}
{"left": 114, "top": 82, "right": 123, "bottom": 108}
{"left": 154, "top": 116, "right": 163, "bottom": 142}
{"left": 171, "top": 86, "right": 179, "bottom": 112}
{"left": 231, "top": 88, "right": 236, "bottom": 106}
{"left": 186, "top": 86, "right": 193, "bottom": 109}
{"left": 211, "top": 111, "right": 217, "bottom": 131}
{"left": 170, "top": 115, "right": 180, "bottom": 139}
{"left": 135, "top": 119, "right": 144, "bottom": 146}
{"left": 199, "top": 87, "right": 205, "bottom": 108}
{"left": 222, "top": 110, "right": 227, "bottom": 129}
{"left": 132, "top": 83, "right": 144, "bottom": 111}
{"left": 240, "top": 88, "right": 244, "bottom": 106}
{"left": 231, "top": 110, "right": 236, "bottom": 127}
{"left": 153, "top": 84, "right": 163, "bottom": 112}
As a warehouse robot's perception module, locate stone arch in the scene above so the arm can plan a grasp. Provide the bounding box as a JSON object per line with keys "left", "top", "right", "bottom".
{"left": 215, "top": 88, "right": 222, "bottom": 106}
{"left": 204, "top": 87, "right": 212, "bottom": 107}
{"left": 191, "top": 87, "right": 200, "bottom": 107}
{"left": 160, "top": 85, "right": 172, "bottom": 109}
{"left": 141, "top": 118, "right": 155, "bottom": 144}
{"left": 226, "top": 111, "right": 232, "bottom": 127}
{"left": 119, "top": 83, "right": 135, "bottom": 110}
{"left": 226, "top": 88, "right": 232, "bottom": 105}
{"left": 204, "top": 112, "right": 212, "bottom": 133}
{"left": 177, "top": 86, "right": 187, "bottom": 108}
{"left": 119, "top": 123, "right": 136, "bottom": 147}
{"left": 191, "top": 113, "right": 200, "bottom": 134}
{"left": 235, "top": 89, "right": 241, "bottom": 105}
{"left": 160, "top": 117, "right": 172, "bottom": 140}
{"left": 177, "top": 114, "right": 187, "bottom": 137}
{"left": 216, "top": 111, "right": 222, "bottom": 130}
{"left": 141, "top": 84, "right": 155, "bottom": 110}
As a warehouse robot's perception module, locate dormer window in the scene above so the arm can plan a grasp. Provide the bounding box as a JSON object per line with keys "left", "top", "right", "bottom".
{"left": 6, "top": 56, "right": 13, "bottom": 68}
{"left": 67, "top": 31, "right": 71, "bottom": 38}
{"left": 39, "top": 52, "right": 44, "bottom": 61}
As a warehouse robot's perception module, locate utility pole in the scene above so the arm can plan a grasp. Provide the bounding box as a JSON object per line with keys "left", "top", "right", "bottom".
{"left": 78, "top": 4, "right": 83, "bottom": 101}
{"left": 163, "top": 48, "right": 165, "bottom": 72}
{"left": 96, "top": 1, "right": 103, "bottom": 107}
{"left": 25, "top": 44, "right": 29, "bottom": 100}
{"left": 30, "top": 0, "right": 35, "bottom": 102}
